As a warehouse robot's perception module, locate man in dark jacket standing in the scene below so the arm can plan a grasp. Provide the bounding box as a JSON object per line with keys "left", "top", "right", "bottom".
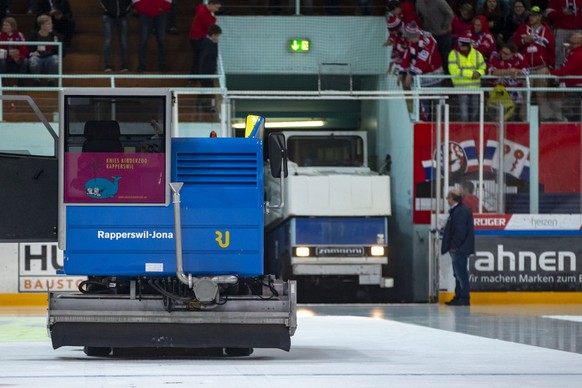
{"left": 101, "top": 0, "right": 133, "bottom": 72}
{"left": 441, "top": 188, "right": 475, "bottom": 306}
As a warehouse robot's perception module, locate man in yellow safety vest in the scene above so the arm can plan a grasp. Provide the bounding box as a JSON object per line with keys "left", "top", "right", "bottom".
{"left": 448, "top": 32, "right": 487, "bottom": 122}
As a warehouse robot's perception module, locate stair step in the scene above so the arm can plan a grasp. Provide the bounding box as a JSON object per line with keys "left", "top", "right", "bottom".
{"left": 68, "top": 32, "right": 191, "bottom": 55}
{"left": 64, "top": 40, "right": 191, "bottom": 72}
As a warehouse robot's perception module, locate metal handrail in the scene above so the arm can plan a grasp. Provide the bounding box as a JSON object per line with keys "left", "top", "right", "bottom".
{"left": 392, "top": 73, "right": 582, "bottom": 121}
{"left": 0, "top": 41, "right": 63, "bottom": 87}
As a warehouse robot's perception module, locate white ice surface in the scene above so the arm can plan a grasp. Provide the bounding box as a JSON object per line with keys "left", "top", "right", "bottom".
{"left": 1, "top": 315, "right": 582, "bottom": 387}
{"left": 543, "top": 315, "right": 582, "bottom": 323}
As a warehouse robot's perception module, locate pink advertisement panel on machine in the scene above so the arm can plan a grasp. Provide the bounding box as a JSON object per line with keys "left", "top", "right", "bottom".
{"left": 63, "top": 152, "right": 166, "bottom": 204}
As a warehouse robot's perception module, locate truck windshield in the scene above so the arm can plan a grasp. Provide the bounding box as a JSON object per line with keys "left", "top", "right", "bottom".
{"left": 287, "top": 135, "right": 364, "bottom": 167}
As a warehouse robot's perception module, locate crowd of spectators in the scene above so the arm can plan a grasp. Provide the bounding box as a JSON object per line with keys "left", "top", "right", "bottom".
{"left": 0, "top": 0, "right": 224, "bottom": 88}
{"left": 385, "top": 0, "right": 582, "bottom": 121}
{"left": 0, "top": 0, "right": 72, "bottom": 86}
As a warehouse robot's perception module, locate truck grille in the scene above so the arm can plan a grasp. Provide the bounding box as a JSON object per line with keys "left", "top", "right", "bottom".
{"left": 315, "top": 247, "right": 365, "bottom": 257}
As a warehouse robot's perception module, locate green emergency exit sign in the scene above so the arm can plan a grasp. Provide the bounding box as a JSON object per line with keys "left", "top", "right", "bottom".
{"left": 290, "top": 39, "right": 310, "bottom": 52}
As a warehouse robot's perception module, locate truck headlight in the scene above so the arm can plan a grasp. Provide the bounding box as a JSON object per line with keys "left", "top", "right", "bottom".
{"left": 370, "top": 245, "right": 385, "bottom": 256}
{"left": 295, "top": 246, "right": 310, "bottom": 257}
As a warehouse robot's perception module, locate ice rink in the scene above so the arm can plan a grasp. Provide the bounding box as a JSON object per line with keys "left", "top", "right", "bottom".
{"left": 1, "top": 304, "right": 582, "bottom": 387}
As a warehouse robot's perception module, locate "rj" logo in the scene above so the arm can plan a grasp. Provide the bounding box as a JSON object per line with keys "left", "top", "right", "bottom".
{"left": 215, "top": 231, "right": 230, "bottom": 248}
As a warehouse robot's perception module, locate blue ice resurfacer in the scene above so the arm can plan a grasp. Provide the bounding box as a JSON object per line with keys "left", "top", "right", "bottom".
{"left": 48, "top": 88, "right": 296, "bottom": 357}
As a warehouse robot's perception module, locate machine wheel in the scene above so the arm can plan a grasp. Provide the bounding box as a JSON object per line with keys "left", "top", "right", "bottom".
{"left": 224, "top": 347, "right": 254, "bottom": 357}
{"left": 83, "top": 346, "right": 112, "bottom": 357}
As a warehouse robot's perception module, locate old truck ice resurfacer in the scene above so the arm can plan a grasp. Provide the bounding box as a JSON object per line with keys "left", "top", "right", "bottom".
{"left": 48, "top": 88, "right": 296, "bottom": 356}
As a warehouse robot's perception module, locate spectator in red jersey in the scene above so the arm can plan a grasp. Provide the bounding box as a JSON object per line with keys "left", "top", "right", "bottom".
{"left": 189, "top": 0, "right": 221, "bottom": 80}
{"left": 488, "top": 42, "right": 530, "bottom": 120}
{"left": 513, "top": 6, "right": 555, "bottom": 68}
{"left": 545, "top": 0, "right": 582, "bottom": 67}
{"left": 385, "top": 0, "right": 402, "bottom": 20}
{"left": 452, "top": 3, "right": 475, "bottom": 42}
{"left": 398, "top": 22, "right": 444, "bottom": 120}
{"left": 133, "top": 0, "right": 172, "bottom": 72}
{"left": 472, "top": 15, "right": 496, "bottom": 60}
{"left": 0, "top": 17, "right": 28, "bottom": 82}
{"left": 384, "top": 14, "right": 408, "bottom": 74}
{"left": 503, "top": 0, "right": 528, "bottom": 42}
{"left": 513, "top": 6, "right": 563, "bottom": 120}
{"left": 551, "top": 32, "right": 582, "bottom": 119}
{"left": 384, "top": 13, "right": 412, "bottom": 112}
{"left": 385, "top": 1, "right": 421, "bottom": 28}
{"left": 551, "top": 32, "right": 582, "bottom": 84}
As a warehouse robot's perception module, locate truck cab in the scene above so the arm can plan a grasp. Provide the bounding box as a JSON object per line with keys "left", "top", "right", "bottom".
{"left": 264, "top": 131, "right": 393, "bottom": 298}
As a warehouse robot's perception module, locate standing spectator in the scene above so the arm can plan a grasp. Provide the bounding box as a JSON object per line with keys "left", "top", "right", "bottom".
{"left": 384, "top": 14, "right": 412, "bottom": 112}
{"left": 488, "top": 41, "right": 530, "bottom": 120}
{"left": 385, "top": 0, "right": 401, "bottom": 23}
{"left": 385, "top": 0, "right": 420, "bottom": 28}
{"left": 448, "top": 32, "right": 487, "bottom": 122}
{"left": 503, "top": 0, "right": 529, "bottom": 41}
{"left": 398, "top": 22, "right": 444, "bottom": 120}
{"left": 545, "top": 0, "right": 582, "bottom": 67}
{"left": 452, "top": 3, "right": 475, "bottom": 43}
{"left": 198, "top": 24, "right": 221, "bottom": 112}
{"left": 472, "top": 15, "right": 496, "bottom": 60}
{"left": 28, "top": 14, "right": 59, "bottom": 86}
{"left": 384, "top": 13, "right": 408, "bottom": 73}
{"left": 441, "top": 188, "right": 475, "bottom": 306}
{"left": 551, "top": 32, "right": 582, "bottom": 82}
{"left": 475, "top": 0, "right": 511, "bottom": 15}
{"left": 384, "top": 14, "right": 413, "bottom": 113}
{"left": 415, "top": 0, "right": 454, "bottom": 74}
{"left": 133, "top": 0, "right": 171, "bottom": 72}
{"left": 189, "top": 0, "right": 221, "bottom": 80}
{"left": 513, "top": 5, "right": 563, "bottom": 120}
{"left": 166, "top": 0, "right": 177, "bottom": 34}
{"left": 198, "top": 24, "right": 221, "bottom": 86}
{"left": 449, "top": 0, "right": 476, "bottom": 16}
{"left": 478, "top": 0, "right": 505, "bottom": 45}
{"left": 101, "top": 0, "right": 132, "bottom": 72}
{"left": 399, "top": 0, "right": 421, "bottom": 24}
{"left": 0, "top": 16, "right": 28, "bottom": 82}
{"left": 36, "top": 0, "right": 75, "bottom": 52}
{"left": 551, "top": 32, "right": 582, "bottom": 119}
